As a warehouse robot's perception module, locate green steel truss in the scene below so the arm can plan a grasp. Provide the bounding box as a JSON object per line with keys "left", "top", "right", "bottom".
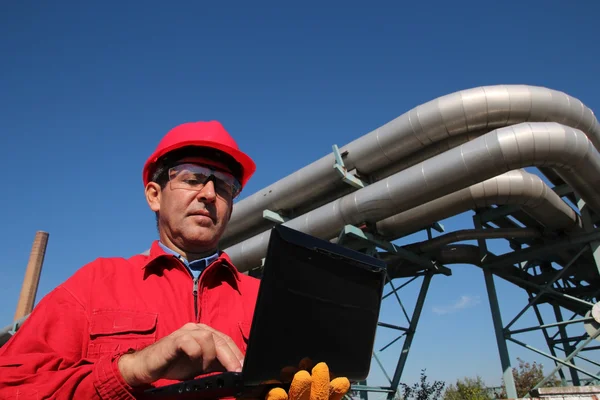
{"left": 327, "top": 183, "right": 600, "bottom": 399}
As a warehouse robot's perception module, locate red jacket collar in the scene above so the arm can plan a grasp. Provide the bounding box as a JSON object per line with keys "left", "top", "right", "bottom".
{"left": 141, "top": 240, "right": 241, "bottom": 282}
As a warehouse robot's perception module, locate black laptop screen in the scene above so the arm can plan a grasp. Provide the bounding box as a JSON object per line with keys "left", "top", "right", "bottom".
{"left": 242, "top": 225, "right": 386, "bottom": 386}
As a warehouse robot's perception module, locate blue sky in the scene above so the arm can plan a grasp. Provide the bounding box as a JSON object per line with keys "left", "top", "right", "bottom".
{"left": 1, "top": 0, "right": 599, "bottom": 394}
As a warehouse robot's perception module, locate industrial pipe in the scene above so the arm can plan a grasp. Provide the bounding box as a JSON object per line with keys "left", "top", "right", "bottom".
{"left": 223, "top": 122, "right": 600, "bottom": 272}
{"left": 406, "top": 228, "right": 543, "bottom": 254}
{"left": 222, "top": 85, "right": 599, "bottom": 247}
{"left": 375, "top": 169, "right": 581, "bottom": 239}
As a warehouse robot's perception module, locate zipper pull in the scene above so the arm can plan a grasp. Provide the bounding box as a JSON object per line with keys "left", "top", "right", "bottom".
{"left": 193, "top": 278, "right": 199, "bottom": 296}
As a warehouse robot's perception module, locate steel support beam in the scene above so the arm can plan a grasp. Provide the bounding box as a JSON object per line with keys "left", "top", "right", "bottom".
{"left": 484, "top": 267, "right": 517, "bottom": 398}
{"left": 578, "top": 198, "right": 600, "bottom": 277}
{"left": 479, "top": 204, "right": 523, "bottom": 224}
{"left": 530, "top": 324, "right": 600, "bottom": 391}
{"left": 507, "top": 336, "right": 600, "bottom": 384}
{"left": 382, "top": 276, "right": 418, "bottom": 300}
{"left": 474, "top": 213, "right": 517, "bottom": 398}
{"left": 386, "top": 272, "right": 433, "bottom": 400}
{"left": 386, "top": 275, "right": 412, "bottom": 324}
{"left": 507, "top": 316, "right": 593, "bottom": 335}
{"left": 503, "top": 246, "right": 588, "bottom": 331}
{"left": 501, "top": 274, "right": 595, "bottom": 311}
{"left": 483, "top": 230, "right": 600, "bottom": 271}
{"left": 339, "top": 225, "right": 452, "bottom": 276}
{"left": 532, "top": 301, "right": 567, "bottom": 383}
{"left": 553, "top": 305, "right": 580, "bottom": 385}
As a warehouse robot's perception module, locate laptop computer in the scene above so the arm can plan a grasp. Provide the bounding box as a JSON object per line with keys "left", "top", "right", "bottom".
{"left": 145, "top": 224, "right": 387, "bottom": 399}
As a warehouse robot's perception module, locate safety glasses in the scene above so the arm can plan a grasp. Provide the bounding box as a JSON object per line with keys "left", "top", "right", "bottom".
{"left": 168, "top": 163, "right": 242, "bottom": 199}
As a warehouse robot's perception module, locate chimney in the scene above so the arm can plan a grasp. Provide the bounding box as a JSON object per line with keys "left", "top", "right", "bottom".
{"left": 14, "top": 231, "right": 49, "bottom": 321}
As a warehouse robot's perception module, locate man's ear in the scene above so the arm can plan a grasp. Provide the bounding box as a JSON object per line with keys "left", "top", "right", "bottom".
{"left": 145, "top": 182, "right": 162, "bottom": 213}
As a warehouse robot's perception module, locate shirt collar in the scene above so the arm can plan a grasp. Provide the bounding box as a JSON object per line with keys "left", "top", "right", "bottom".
{"left": 157, "top": 241, "right": 219, "bottom": 269}
{"left": 141, "top": 240, "right": 241, "bottom": 281}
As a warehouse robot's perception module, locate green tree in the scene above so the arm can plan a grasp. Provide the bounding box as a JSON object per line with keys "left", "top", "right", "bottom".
{"left": 443, "top": 376, "right": 493, "bottom": 400}
{"left": 398, "top": 369, "right": 445, "bottom": 400}
{"left": 499, "top": 358, "right": 561, "bottom": 398}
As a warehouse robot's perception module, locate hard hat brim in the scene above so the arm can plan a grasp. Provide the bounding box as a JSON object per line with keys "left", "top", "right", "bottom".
{"left": 143, "top": 139, "right": 256, "bottom": 189}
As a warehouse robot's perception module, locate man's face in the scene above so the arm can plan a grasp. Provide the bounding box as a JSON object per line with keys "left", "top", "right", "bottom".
{"left": 146, "top": 157, "right": 235, "bottom": 254}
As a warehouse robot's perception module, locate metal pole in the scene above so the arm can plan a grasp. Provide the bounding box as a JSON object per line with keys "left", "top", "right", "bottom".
{"left": 386, "top": 272, "right": 432, "bottom": 400}
{"left": 508, "top": 316, "right": 593, "bottom": 335}
{"left": 577, "top": 199, "right": 600, "bottom": 277}
{"left": 553, "top": 305, "right": 580, "bottom": 385}
{"left": 386, "top": 275, "right": 412, "bottom": 324}
{"left": 507, "top": 336, "right": 600, "bottom": 382}
{"left": 14, "top": 231, "right": 49, "bottom": 321}
{"left": 483, "top": 267, "right": 517, "bottom": 398}
{"left": 530, "top": 326, "right": 600, "bottom": 390}
{"left": 473, "top": 214, "right": 517, "bottom": 398}
{"left": 533, "top": 302, "right": 566, "bottom": 383}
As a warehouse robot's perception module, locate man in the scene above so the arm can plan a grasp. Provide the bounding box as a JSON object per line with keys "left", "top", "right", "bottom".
{"left": 0, "top": 121, "right": 349, "bottom": 400}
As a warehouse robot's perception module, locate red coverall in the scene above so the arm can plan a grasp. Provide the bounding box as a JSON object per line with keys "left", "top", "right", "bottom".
{"left": 0, "top": 241, "right": 260, "bottom": 399}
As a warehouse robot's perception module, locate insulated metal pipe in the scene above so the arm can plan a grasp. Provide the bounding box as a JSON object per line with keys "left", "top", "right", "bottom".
{"left": 406, "top": 228, "right": 542, "bottom": 253}
{"left": 224, "top": 122, "right": 600, "bottom": 272}
{"left": 222, "top": 85, "right": 599, "bottom": 246}
{"left": 375, "top": 169, "right": 581, "bottom": 239}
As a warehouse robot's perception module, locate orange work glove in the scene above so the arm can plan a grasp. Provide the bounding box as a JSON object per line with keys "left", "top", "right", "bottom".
{"left": 265, "top": 362, "right": 350, "bottom": 400}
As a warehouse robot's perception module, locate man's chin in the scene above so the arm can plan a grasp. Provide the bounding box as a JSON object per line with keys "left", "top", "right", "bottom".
{"left": 183, "top": 233, "right": 221, "bottom": 251}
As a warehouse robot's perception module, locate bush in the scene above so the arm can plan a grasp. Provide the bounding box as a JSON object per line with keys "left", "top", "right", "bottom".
{"left": 398, "top": 369, "right": 445, "bottom": 400}
{"left": 443, "top": 376, "right": 493, "bottom": 400}
{"left": 499, "top": 358, "right": 561, "bottom": 398}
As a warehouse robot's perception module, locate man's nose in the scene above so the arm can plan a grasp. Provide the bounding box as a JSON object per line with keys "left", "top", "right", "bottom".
{"left": 196, "top": 178, "right": 217, "bottom": 201}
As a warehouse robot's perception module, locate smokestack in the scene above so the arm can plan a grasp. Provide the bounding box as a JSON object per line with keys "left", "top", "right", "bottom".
{"left": 14, "top": 231, "right": 49, "bottom": 321}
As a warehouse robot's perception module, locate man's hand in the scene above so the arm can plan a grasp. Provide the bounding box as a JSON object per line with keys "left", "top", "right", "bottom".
{"left": 118, "top": 323, "right": 244, "bottom": 387}
{"left": 266, "top": 362, "right": 350, "bottom": 400}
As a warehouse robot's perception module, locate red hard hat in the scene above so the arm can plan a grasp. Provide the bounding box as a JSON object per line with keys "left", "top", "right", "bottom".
{"left": 143, "top": 121, "right": 256, "bottom": 188}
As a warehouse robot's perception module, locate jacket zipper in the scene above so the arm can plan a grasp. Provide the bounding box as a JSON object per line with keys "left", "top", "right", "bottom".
{"left": 192, "top": 277, "right": 199, "bottom": 321}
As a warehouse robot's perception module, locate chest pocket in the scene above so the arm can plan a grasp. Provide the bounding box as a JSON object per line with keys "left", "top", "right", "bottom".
{"left": 87, "top": 309, "right": 158, "bottom": 359}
